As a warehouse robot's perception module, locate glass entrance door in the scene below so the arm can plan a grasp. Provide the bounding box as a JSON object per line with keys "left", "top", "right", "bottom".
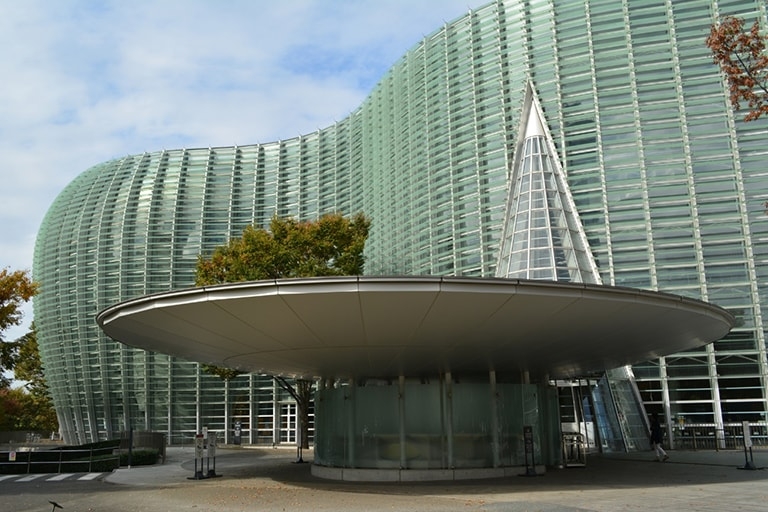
{"left": 280, "top": 403, "right": 297, "bottom": 443}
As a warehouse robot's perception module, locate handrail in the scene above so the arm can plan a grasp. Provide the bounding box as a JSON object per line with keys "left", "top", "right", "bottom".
{"left": 670, "top": 422, "right": 768, "bottom": 451}
{"left": 0, "top": 447, "right": 120, "bottom": 474}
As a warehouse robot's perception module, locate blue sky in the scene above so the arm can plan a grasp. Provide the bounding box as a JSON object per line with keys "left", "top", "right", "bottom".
{"left": 0, "top": 0, "right": 481, "bottom": 339}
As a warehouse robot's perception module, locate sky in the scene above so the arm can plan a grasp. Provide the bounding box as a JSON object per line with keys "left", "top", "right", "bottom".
{"left": 0, "top": 0, "right": 482, "bottom": 340}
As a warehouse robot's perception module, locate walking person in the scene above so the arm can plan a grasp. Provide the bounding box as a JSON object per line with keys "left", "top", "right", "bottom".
{"left": 650, "top": 412, "right": 669, "bottom": 462}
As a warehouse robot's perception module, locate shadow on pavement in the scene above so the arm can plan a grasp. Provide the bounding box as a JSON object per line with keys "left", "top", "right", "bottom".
{"left": 185, "top": 448, "right": 768, "bottom": 498}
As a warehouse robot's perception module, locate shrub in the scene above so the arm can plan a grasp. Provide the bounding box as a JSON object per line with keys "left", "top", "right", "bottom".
{"left": 119, "top": 448, "right": 159, "bottom": 466}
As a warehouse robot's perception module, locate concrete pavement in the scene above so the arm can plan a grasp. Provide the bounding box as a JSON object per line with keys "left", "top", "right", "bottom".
{"left": 102, "top": 446, "right": 768, "bottom": 511}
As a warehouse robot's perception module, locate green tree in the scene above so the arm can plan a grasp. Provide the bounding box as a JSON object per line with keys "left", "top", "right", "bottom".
{"left": 0, "top": 388, "right": 59, "bottom": 434}
{"left": 0, "top": 388, "right": 23, "bottom": 430}
{"left": 201, "top": 364, "right": 243, "bottom": 381}
{"left": 12, "top": 325, "right": 58, "bottom": 433}
{"left": 0, "top": 270, "right": 56, "bottom": 433}
{"left": 273, "top": 377, "right": 313, "bottom": 459}
{"left": 707, "top": 15, "right": 768, "bottom": 121}
{"left": 196, "top": 212, "right": 371, "bottom": 285}
{"left": 0, "top": 387, "right": 57, "bottom": 432}
{"left": 0, "top": 268, "right": 38, "bottom": 388}
{"left": 195, "top": 213, "right": 371, "bottom": 451}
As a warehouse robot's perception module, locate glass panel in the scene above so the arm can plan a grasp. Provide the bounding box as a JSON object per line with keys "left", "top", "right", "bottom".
{"left": 497, "top": 384, "right": 540, "bottom": 466}
{"left": 452, "top": 382, "right": 493, "bottom": 468}
{"left": 403, "top": 379, "right": 446, "bottom": 469}
{"left": 353, "top": 384, "right": 400, "bottom": 469}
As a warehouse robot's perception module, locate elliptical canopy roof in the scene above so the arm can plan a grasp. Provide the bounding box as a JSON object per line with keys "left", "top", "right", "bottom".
{"left": 97, "top": 276, "right": 734, "bottom": 380}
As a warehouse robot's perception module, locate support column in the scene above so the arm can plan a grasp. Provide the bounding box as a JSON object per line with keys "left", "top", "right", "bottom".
{"left": 167, "top": 358, "right": 173, "bottom": 444}
{"left": 195, "top": 366, "right": 201, "bottom": 436}
{"left": 707, "top": 344, "right": 725, "bottom": 450}
{"left": 224, "top": 378, "right": 230, "bottom": 445}
{"left": 490, "top": 370, "right": 500, "bottom": 468}
{"left": 444, "top": 372, "right": 454, "bottom": 468}
{"left": 248, "top": 375, "right": 254, "bottom": 445}
{"left": 659, "top": 357, "right": 674, "bottom": 447}
{"left": 144, "top": 355, "right": 151, "bottom": 431}
{"left": 347, "top": 382, "right": 356, "bottom": 467}
{"left": 489, "top": 370, "right": 501, "bottom": 468}
{"left": 399, "top": 376, "right": 406, "bottom": 469}
{"left": 272, "top": 379, "right": 279, "bottom": 446}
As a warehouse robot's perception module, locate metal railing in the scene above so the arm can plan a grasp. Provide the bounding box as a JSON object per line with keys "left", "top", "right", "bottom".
{"left": 0, "top": 447, "right": 120, "bottom": 474}
{"left": 562, "top": 432, "right": 587, "bottom": 467}
{"left": 671, "top": 423, "right": 768, "bottom": 451}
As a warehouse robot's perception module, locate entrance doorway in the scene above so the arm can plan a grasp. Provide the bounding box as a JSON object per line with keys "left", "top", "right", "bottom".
{"left": 280, "top": 403, "right": 297, "bottom": 443}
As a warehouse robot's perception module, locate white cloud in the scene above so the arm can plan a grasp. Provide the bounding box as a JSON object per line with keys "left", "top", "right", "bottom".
{"left": 0, "top": 0, "right": 479, "bottom": 337}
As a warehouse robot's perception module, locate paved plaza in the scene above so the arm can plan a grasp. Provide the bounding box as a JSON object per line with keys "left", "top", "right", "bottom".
{"left": 10, "top": 446, "right": 768, "bottom": 511}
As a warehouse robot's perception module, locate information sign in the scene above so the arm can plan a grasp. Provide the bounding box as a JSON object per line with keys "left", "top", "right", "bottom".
{"left": 743, "top": 421, "right": 753, "bottom": 448}
{"left": 208, "top": 431, "right": 217, "bottom": 457}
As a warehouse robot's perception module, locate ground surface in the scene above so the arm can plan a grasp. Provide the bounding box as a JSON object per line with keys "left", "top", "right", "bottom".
{"left": 6, "top": 447, "right": 768, "bottom": 512}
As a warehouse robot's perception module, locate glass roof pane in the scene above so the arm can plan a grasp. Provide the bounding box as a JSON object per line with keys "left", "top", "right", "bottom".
{"left": 496, "top": 86, "right": 601, "bottom": 284}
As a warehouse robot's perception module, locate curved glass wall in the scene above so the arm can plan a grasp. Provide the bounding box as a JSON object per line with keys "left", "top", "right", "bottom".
{"left": 35, "top": 0, "right": 768, "bottom": 444}
{"left": 314, "top": 376, "right": 559, "bottom": 470}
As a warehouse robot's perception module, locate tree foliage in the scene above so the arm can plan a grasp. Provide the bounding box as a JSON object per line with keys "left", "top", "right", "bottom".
{"left": 14, "top": 325, "right": 46, "bottom": 392}
{"left": 0, "top": 387, "right": 57, "bottom": 432}
{"left": 707, "top": 15, "right": 768, "bottom": 121}
{"left": 0, "top": 387, "right": 25, "bottom": 431}
{"left": 0, "top": 268, "right": 38, "bottom": 388}
{"left": 195, "top": 213, "right": 371, "bottom": 449}
{"left": 0, "top": 326, "right": 58, "bottom": 432}
{"left": 0, "top": 268, "right": 37, "bottom": 338}
{"left": 0, "top": 270, "right": 56, "bottom": 432}
{"left": 201, "top": 364, "right": 243, "bottom": 381}
{"left": 195, "top": 212, "right": 371, "bottom": 285}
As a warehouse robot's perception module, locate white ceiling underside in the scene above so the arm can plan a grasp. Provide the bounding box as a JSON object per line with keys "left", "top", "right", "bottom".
{"left": 97, "top": 276, "right": 734, "bottom": 380}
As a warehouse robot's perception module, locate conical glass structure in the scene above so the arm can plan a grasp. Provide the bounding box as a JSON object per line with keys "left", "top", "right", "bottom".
{"left": 496, "top": 87, "right": 651, "bottom": 453}
{"left": 496, "top": 87, "right": 600, "bottom": 284}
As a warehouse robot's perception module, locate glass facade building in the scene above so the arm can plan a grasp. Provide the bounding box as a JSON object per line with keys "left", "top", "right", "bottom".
{"left": 35, "top": 0, "right": 768, "bottom": 446}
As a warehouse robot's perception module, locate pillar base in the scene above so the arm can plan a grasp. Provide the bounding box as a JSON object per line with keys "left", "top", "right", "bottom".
{"left": 310, "top": 463, "right": 547, "bottom": 482}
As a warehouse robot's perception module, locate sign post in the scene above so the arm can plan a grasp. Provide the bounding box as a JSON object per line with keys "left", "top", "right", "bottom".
{"left": 207, "top": 431, "right": 220, "bottom": 477}
{"left": 188, "top": 434, "right": 206, "bottom": 479}
{"left": 739, "top": 421, "right": 758, "bottom": 470}
{"left": 234, "top": 421, "right": 241, "bottom": 445}
{"left": 520, "top": 425, "right": 538, "bottom": 477}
